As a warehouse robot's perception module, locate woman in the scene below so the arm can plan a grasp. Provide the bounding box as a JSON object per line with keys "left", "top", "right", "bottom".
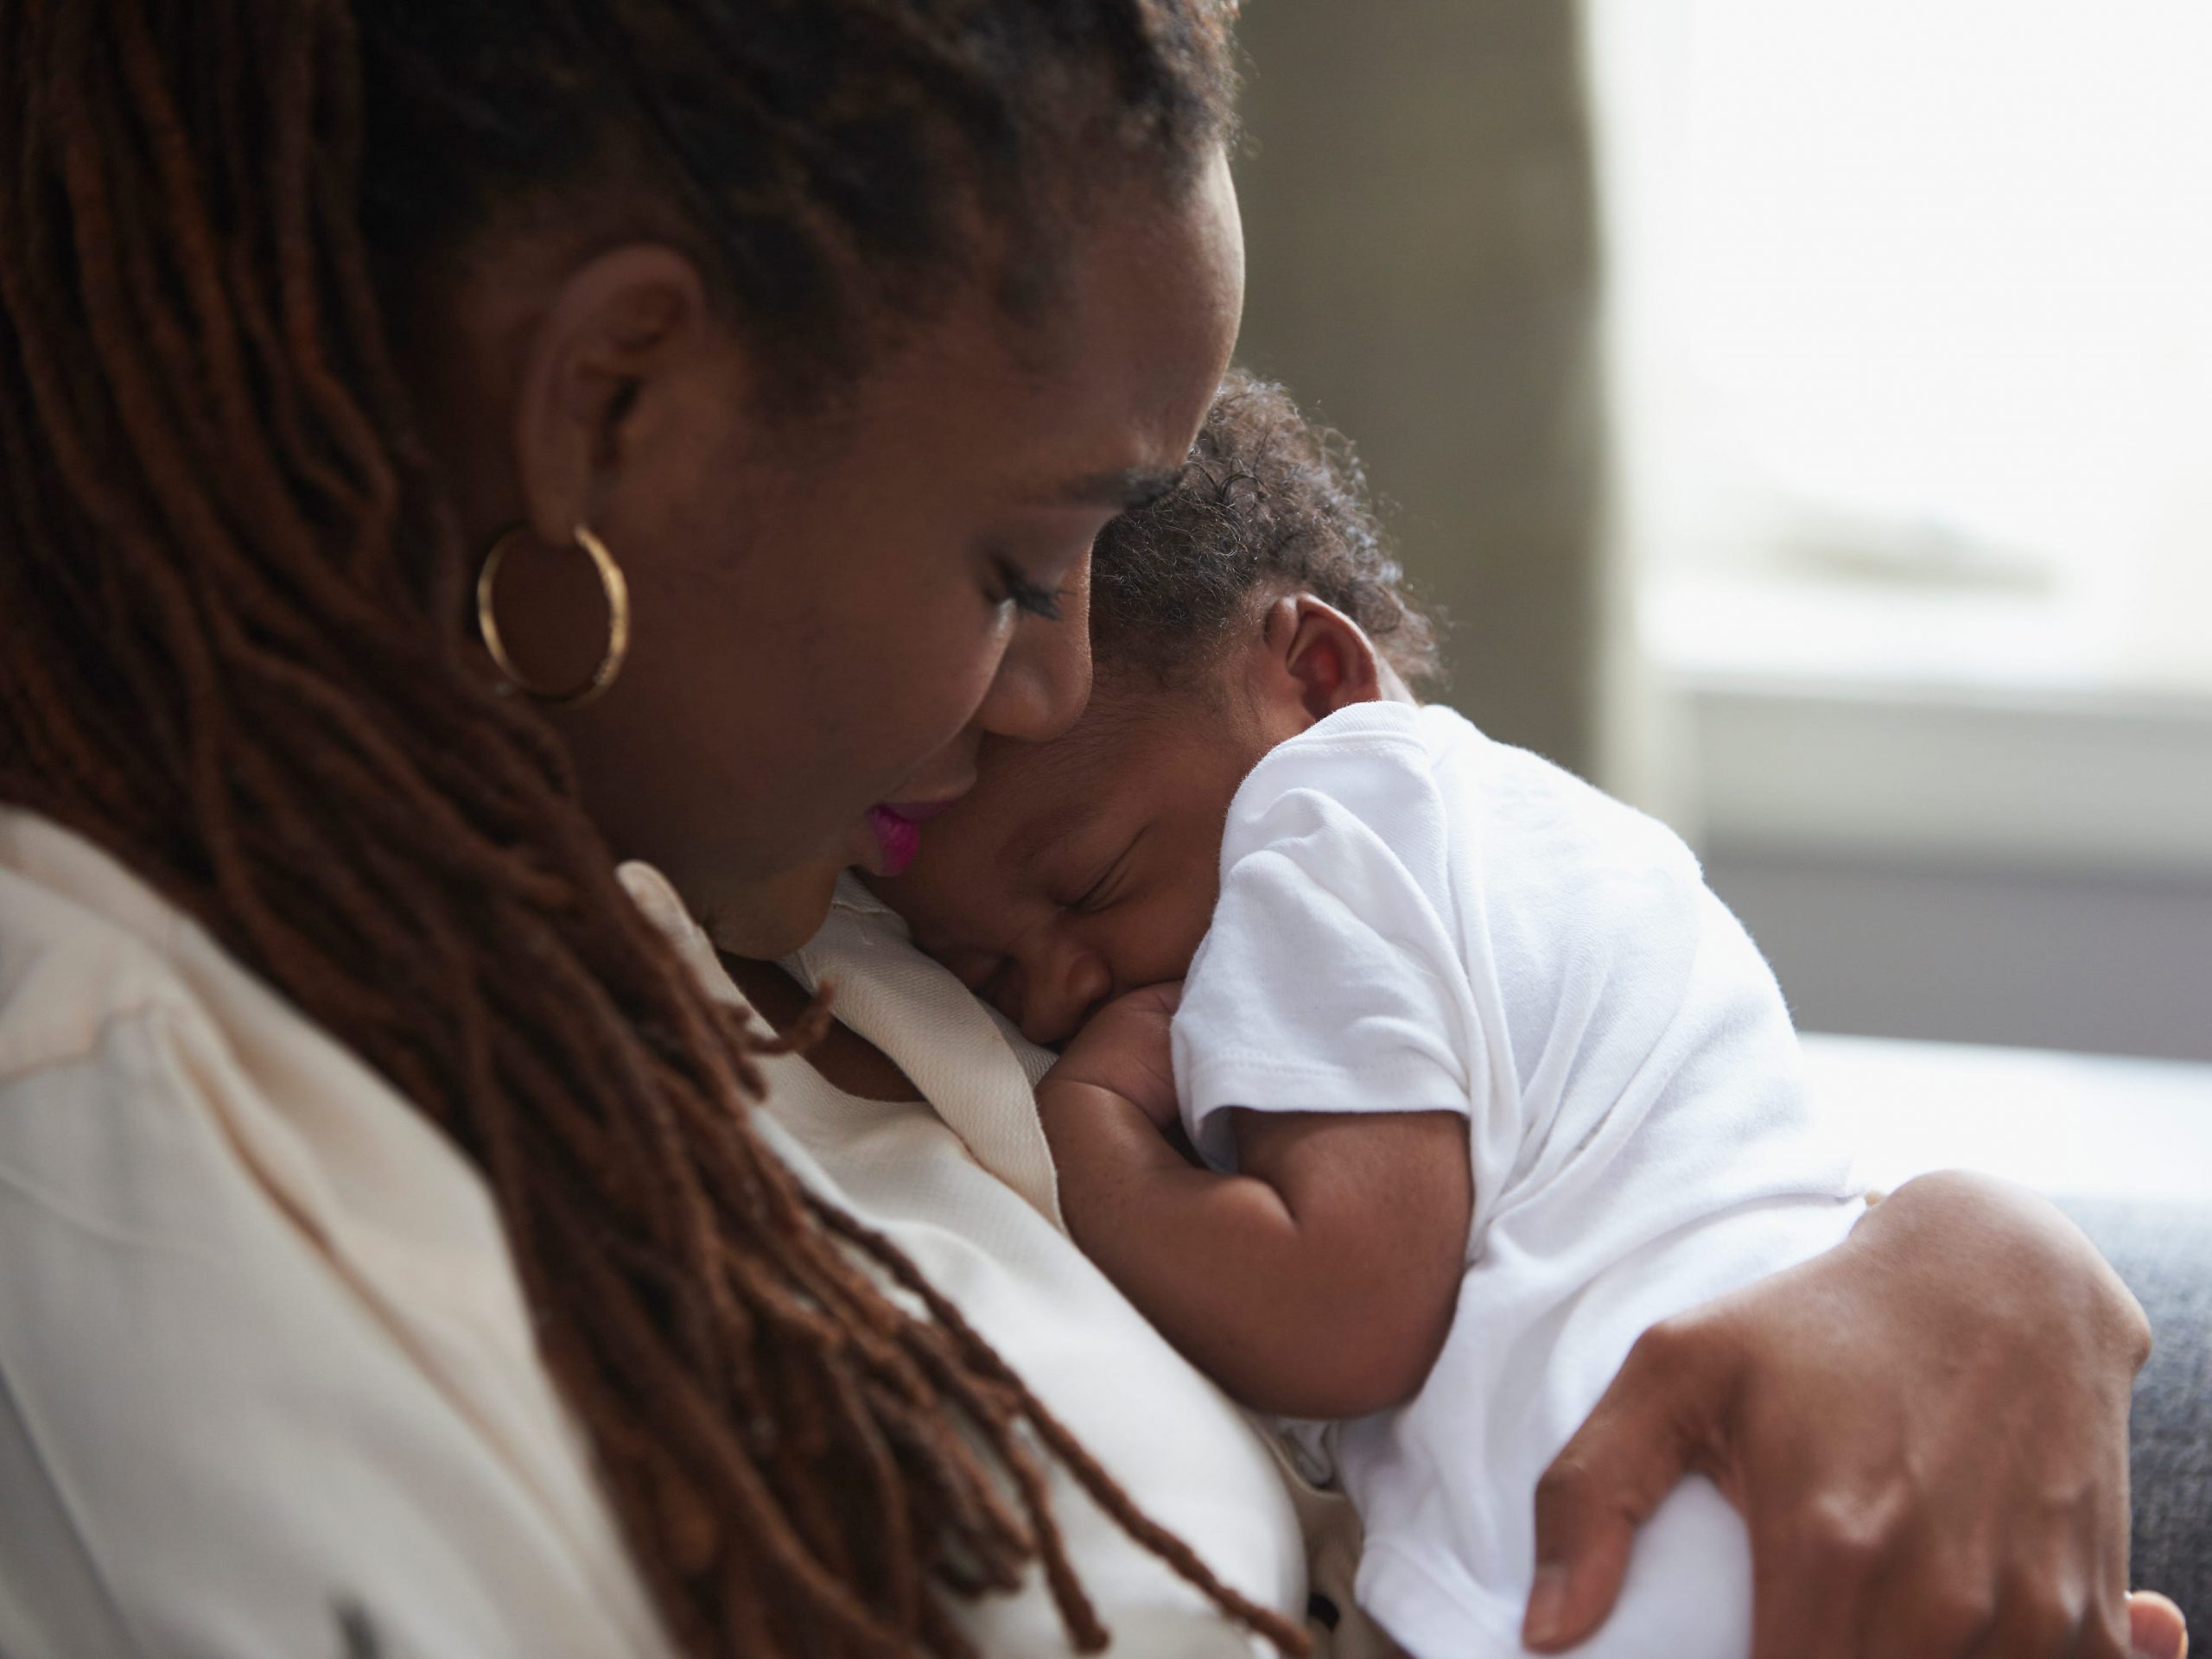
{"left": 0, "top": 3, "right": 2183, "bottom": 1657}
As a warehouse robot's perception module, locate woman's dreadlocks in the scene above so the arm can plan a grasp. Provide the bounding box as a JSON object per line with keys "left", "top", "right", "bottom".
{"left": 0, "top": 2, "right": 1305, "bottom": 1654}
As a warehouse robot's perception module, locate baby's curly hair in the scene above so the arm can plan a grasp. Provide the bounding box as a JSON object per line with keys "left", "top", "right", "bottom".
{"left": 1091, "top": 370, "right": 1443, "bottom": 690}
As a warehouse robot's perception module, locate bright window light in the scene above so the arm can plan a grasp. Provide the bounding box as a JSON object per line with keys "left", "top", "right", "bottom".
{"left": 1588, "top": 1, "right": 2212, "bottom": 694}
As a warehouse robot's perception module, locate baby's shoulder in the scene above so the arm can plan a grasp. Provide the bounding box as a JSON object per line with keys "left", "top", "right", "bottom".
{"left": 1415, "top": 704, "right": 1703, "bottom": 893}
{"left": 1218, "top": 702, "right": 1709, "bottom": 958}
{"left": 1234, "top": 701, "right": 1439, "bottom": 819}
{"left": 1220, "top": 702, "right": 1458, "bottom": 903}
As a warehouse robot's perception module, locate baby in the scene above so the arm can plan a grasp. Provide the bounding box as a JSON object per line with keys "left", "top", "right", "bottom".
{"left": 872, "top": 372, "right": 1863, "bottom": 1659}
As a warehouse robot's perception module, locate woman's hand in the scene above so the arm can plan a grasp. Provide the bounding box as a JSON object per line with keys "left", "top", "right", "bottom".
{"left": 1041, "top": 982, "right": 1185, "bottom": 1133}
{"left": 1523, "top": 1170, "right": 2183, "bottom": 1659}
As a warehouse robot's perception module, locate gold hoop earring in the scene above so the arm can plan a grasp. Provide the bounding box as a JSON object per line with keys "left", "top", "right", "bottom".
{"left": 474, "top": 523, "right": 632, "bottom": 709}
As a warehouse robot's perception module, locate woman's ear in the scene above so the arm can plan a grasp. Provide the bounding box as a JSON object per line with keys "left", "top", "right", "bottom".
{"left": 510, "top": 243, "right": 726, "bottom": 549}
{"left": 1254, "top": 594, "right": 1383, "bottom": 730}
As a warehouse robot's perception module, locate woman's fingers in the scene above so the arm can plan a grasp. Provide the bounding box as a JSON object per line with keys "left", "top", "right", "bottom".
{"left": 1749, "top": 1462, "right": 2000, "bottom": 1659}
{"left": 1521, "top": 1459, "right": 1643, "bottom": 1653}
{"left": 1522, "top": 1317, "right": 1726, "bottom": 1652}
{"left": 1758, "top": 1500, "right": 2152, "bottom": 1659}
{"left": 1527, "top": 1174, "right": 2158, "bottom": 1659}
{"left": 1955, "top": 1573, "right": 2095, "bottom": 1659}
{"left": 2128, "top": 1592, "right": 2189, "bottom": 1659}
{"left": 1883, "top": 1478, "right": 2125, "bottom": 1659}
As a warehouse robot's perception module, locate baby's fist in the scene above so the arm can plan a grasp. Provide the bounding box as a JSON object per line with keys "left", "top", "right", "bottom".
{"left": 1042, "top": 982, "right": 1184, "bottom": 1132}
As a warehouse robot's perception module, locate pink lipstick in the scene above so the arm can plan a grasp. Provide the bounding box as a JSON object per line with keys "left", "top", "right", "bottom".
{"left": 864, "top": 797, "right": 963, "bottom": 878}
{"left": 866, "top": 806, "right": 925, "bottom": 875}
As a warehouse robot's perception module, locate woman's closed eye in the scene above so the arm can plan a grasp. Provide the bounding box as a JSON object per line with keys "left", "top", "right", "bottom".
{"left": 988, "top": 554, "right": 1065, "bottom": 621}
{"left": 981, "top": 514, "right": 1110, "bottom": 622}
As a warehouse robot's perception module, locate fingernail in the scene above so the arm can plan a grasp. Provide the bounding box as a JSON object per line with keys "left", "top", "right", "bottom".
{"left": 2132, "top": 1591, "right": 2189, "bottom": 1659}
{"left": 1523, "top": 1564, "right": 1570, "bottom": 1649}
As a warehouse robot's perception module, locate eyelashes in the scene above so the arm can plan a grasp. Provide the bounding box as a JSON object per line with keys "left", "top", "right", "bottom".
{"left": 1070, "top": 859, "right": 1118, "bottom": 916}
{"left": 991, "top": 555, "right": 1065, "bottom": 622}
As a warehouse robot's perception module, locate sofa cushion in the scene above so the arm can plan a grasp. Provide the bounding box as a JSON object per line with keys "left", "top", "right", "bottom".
{"left": 2059, "top": 1198, "right": 2212, "bottom": 1622}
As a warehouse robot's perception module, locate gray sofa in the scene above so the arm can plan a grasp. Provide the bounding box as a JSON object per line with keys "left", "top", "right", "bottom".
{"left": 2063, "top": 1198, "right": 2212, "bottom": 1619}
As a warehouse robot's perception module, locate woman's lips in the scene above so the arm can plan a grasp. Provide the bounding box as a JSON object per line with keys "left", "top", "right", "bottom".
{"left": 881, "top": 799, "right": 956, "bottom": 824}
{"left": 865, "top": 805, "right": 925, "bottom": 876}
{"left": 862, "top": 798, "right": 962, "bottom": 878}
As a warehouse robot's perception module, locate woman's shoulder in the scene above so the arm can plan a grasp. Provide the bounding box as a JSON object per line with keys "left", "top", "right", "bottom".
{"left": 0, "top": 811, "right": 505, "bottom": 1250}
{"left": 0, "top": 810, "right": 198, "bottom": 1084}
{"left": 0, "top": 808, "right": 485, "bottom": 1231}
{"left": 0, "top": 810, "right": 674, "bottom": 1659}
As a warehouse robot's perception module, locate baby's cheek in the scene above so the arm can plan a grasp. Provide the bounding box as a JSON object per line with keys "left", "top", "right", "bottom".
{"left": 857, "top": 862, "right": 956, "bottom": 936}
{"left": 934, "top": 944, "right": 1000, "bottom": 993}
{"left": 1171, "top": 883, "right": 1224, "bottom": 978}
{"left": 1119, "top": 893, "right": 1211, "bottom": 988}
{"left": 877, "top": 875, "right": 1013, "bottom": 994}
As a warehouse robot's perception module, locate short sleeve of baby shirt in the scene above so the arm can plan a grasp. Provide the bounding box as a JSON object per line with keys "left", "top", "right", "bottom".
{"left": 1170, "top": 703, "right": 1484, "bottom": 1173}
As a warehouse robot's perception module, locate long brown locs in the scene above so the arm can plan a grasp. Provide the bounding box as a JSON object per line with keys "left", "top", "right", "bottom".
{"left": 0, "top": 0, "right": 1303, "bottom": 1654}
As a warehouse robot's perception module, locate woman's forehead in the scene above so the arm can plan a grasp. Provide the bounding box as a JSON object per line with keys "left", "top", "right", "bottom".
{"left": 959, "top": 152, "right": 1241, "bottom": 505}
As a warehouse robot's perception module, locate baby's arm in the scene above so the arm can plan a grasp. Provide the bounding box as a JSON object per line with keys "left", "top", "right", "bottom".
{"left": 1038, "top": 985, "right": 1471, "bottom": 1421}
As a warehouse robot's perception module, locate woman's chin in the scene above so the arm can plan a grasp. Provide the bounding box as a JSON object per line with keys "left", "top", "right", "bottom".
{"left": 706, "top": 857, "right": 846, "bottom": 961}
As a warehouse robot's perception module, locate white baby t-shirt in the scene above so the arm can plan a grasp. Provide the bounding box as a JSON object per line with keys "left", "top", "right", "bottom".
{"left": 1170, "top": 701, "right": 1863, "bottom": 1659}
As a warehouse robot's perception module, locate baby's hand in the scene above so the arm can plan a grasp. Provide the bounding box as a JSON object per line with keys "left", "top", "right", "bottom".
{"left": 1041, "top": 982, "right": 1184, "bottom": 1133}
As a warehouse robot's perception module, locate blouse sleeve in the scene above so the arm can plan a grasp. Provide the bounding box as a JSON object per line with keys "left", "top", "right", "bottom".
{"left": 0, "top": 995, "right": 671, "bottom": 1659}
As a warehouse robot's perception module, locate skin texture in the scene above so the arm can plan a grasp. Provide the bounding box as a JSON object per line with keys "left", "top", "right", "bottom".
{"left": 1039, "top": 990, "right": 1473, "bottom": 1419}
{"left": 876, "top": 594, "right": 1372, "bottom": 1045}
{"left": 881, "top": 597, "right": 1475, "bottom": 1416}
{"left": 723, "top": 985, "right": 2190, "bottom": 1659}
{"left": 407, "top": 150, "right": 1246, "bottom": 955}
{"left": 1526, "top": 1170, "right": 2175, "bottom": 1659}
{"left": 878, "top": 594, "right": 2188, "bottom": 1659}
{"left": 5, "top": 0, "right": 2181, "bottom": 1644}
{"left": 390, "top": 103, "right": 2186, "bottom": 1659}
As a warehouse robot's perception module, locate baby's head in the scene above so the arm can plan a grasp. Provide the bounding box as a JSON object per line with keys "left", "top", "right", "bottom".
{"left": 873, "top": 371, "right": 1437, "bottom": 1046}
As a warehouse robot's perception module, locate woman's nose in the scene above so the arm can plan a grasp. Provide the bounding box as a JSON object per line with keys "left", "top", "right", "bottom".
{"left": 1019, "top": 937, "right": 1114, "bottom": 1049}
{"left": 971, "top": 556, "right": 1094, "bottom": 745}
{"left": 890, "top": 730, "right": 981, "bottom": 808}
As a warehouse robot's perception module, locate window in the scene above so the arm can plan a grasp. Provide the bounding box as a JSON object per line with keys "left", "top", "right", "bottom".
{"left": 1585, "top": 3, "right": 2212, "bottom": 1062}
{"left": 1588, "top": 1, "right": 2212, "bottom": 696}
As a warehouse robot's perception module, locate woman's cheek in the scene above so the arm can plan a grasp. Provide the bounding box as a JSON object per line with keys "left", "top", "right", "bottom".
{"left": 860, "top": 601, "right": 1010, "bottom": 775}
{"left": 928, "top": 594, "right": 1020, "bottom": 724}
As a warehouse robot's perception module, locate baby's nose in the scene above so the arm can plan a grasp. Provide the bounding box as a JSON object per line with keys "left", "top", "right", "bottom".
{"left": 1019, "top": 945, "right": 1114, "bottom": 1049}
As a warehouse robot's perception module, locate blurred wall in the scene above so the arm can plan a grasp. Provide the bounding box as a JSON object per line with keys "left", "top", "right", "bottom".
{"left": 1230, "top": 3, "right": 1609, "bottom": 775}
{"left": 1710, "top": 852, "right": 2212, "bottom": 1063}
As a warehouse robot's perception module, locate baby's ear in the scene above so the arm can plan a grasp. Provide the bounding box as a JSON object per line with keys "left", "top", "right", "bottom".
{"left": 1261, "top": 594, "right": 1383, "bottom": 726}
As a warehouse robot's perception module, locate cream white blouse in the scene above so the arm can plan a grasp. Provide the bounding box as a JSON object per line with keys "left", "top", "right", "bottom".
{"left": 0, "top": 814, "right": 1306, "bottom": 1658}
